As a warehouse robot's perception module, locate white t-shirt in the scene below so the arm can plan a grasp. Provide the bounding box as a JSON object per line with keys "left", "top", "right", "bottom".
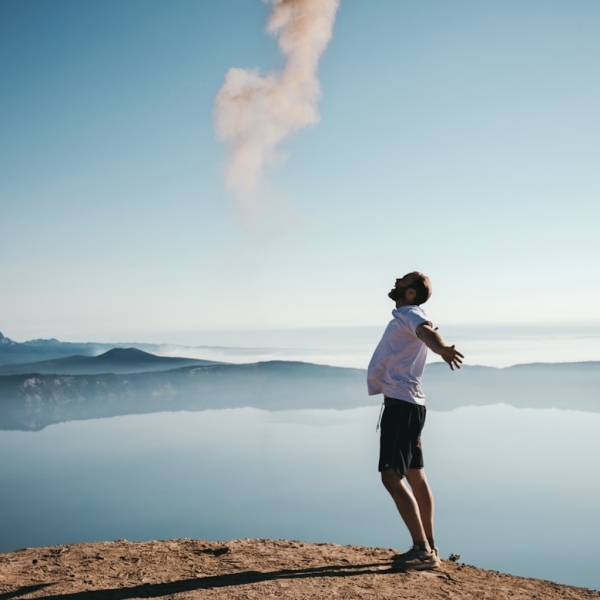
{"left": 367, "top": 305, "right": 431, "bottom": 405}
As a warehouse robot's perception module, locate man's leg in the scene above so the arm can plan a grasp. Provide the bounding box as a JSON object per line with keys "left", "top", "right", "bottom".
{"left": 406, "top": 467, "right": 435, "bottom": 545}
{"left": 381, "top": 468, "right": 428, "bottom": 545}
{"left": 381, "top": 468, "right": 439, "bottom": 570}
{"left": 378, "top": 401, "right": 438, "bottom": 568}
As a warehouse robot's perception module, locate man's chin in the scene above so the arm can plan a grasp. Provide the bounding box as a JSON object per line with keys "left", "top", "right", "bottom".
{"left": 388, "top": 289, "right": 398, "bottom": 300}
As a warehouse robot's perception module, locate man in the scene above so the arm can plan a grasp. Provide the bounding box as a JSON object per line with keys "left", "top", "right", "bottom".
{"left": 367, "top": 271, "right": 463, "bottom": 571}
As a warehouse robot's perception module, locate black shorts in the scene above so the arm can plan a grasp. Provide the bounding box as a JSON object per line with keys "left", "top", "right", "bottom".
{"left": 378, "top": 398, "right": 426, "bottom": 477}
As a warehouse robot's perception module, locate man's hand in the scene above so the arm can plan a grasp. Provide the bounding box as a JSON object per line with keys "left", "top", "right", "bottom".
{"left": 416, "top": 323, "right": 464, "bottom": 371}
{"left": 439, "top": 345, "right": 464, "bottom": 371}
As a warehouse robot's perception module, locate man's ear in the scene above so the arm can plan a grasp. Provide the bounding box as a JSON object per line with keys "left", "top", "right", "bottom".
{"left": 406, "top": 287, "right": 417, "bottom": 301}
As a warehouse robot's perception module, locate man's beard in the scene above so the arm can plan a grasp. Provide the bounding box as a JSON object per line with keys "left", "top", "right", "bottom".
{"left": 388, "top": 286, "right": 408, "bottom": 302}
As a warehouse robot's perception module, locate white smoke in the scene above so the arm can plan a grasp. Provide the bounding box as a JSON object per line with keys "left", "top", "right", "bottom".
{"left": 214, "top": 0, "right": 339, "bottom": 223}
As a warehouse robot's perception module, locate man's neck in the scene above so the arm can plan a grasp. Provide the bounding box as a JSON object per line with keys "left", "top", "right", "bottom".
{"left": 395, "top": 300, "right": 416, "bottom": 309}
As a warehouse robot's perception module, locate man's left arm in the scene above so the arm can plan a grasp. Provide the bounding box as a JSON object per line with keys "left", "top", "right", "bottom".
{"left": 415, "top": 323, "right": 464, "bottom": 371}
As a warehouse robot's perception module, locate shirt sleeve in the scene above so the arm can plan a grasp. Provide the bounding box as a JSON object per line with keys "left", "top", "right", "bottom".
{"left": 404, "top": 306, "right": 429, "bottom": 334}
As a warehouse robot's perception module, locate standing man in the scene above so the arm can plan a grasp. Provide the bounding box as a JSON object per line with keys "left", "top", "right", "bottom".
{"left": 367, "top": 271, "right": 463, "bottom": 570}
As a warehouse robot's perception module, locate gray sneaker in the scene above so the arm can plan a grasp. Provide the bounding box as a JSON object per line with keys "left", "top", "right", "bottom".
{"left": 393, "top": 545, "right": 440, "bottom": 560}
{"left": 392, "top": 545, "right": 440, "bottom": 571}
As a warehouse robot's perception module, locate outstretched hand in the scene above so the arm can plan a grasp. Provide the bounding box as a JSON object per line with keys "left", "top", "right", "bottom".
{"left": 441, "top": 345, "right": 464, "bottom": 371}
{"left": 415, "top": 323, "right": 465, "bottom": 370}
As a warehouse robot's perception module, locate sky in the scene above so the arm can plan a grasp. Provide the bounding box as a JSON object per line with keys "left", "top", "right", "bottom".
{"left": 2, "top": 0, "right": 599, "bottom": 344}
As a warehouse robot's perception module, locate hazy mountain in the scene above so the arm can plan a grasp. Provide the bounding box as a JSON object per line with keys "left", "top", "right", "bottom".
{"left": 0, "top": 347, "right": 221, "bottom": 376}
{"left": 0, "top": 361, "right": 367, "bottom": 431}
{"left": 0, "top": 332, "right": 250, "bottom": 368}
{"left": 0, "top": 332, "right": 119, "bottom": 366}
{"left": 0, "top": 332, "right": 16, "bottom": 345}
{"left": 0, "top": 360, "right": 598, "bottom": 431}
{"left": 425, "top": 360, "right": 600, "bottom": 411}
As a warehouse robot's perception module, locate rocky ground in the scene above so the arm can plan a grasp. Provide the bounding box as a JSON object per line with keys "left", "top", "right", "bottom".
{"left": 1, "top": 538, "right": 598, "bottom": 600}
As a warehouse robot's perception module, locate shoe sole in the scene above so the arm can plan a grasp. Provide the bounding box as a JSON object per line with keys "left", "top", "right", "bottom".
{"left": 406, "top": 561, "right": 441, "bottom": 571}
{"left": 392, "top": 559, "right": 441, "bottom": 572}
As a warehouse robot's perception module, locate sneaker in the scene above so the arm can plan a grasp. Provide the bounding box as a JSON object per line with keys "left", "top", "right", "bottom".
{"left": 393, "top": 545, "right": 440, "bottom": 561}
{"left": 392, "top": 545, "right": 440, "bottom": 571}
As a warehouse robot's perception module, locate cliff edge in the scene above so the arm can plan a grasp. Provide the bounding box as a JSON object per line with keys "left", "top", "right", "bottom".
{"left": 1, "top": 538, "right": 598, "bottom": 599}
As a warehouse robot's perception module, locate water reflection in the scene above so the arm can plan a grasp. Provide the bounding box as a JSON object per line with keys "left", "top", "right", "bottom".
{"left": 1, "top": 405, "right": 598, "bottom": 591}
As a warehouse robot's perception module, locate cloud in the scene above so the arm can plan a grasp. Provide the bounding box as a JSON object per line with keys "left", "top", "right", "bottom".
{"left": 214, "top": 0, "right": 339, "bottom": 225}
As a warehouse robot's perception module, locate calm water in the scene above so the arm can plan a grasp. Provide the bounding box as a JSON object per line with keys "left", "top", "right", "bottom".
{"left": 1, "top": 404, "right": 599, "bottom": 591}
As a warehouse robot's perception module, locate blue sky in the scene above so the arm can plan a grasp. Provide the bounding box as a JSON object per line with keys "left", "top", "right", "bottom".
{"left": 2, "top": 0, "right": 599, "bottom": 342}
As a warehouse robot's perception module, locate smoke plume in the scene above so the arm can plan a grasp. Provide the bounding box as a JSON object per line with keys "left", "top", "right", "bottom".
{"left": 214, "top": 0, "right": 339, "bottom": 222}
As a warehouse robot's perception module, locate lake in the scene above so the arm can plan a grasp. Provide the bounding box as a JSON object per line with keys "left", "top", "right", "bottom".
{"left": 1, "top": 403, "right": 598, "bottom": 591}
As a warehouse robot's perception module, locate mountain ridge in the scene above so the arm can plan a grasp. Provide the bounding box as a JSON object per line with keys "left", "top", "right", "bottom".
{"left": 0, "top": 347, "right": 222, "bottom": 376}
{"left": 0, "top": 359, "right": 598, "bottom": 431}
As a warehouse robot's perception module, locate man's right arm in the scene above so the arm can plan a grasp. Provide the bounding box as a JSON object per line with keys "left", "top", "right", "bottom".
{"left": 415, "top": 323, "right": 464, "bottom": 371}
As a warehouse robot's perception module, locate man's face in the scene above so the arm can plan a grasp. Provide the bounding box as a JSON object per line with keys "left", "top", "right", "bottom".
{"left": 388, "top": 274, "right": 415, "bottom": 302}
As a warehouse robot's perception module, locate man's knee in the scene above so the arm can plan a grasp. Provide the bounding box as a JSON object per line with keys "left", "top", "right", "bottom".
{"left": 406, "top": 467, "right": 428, "bottom": 489}
{"left": 381, "top": 467, "right": 403, "bottom": 490}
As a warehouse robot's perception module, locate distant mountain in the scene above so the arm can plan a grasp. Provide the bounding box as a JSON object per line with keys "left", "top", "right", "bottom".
{"left": 0, "top": 360, "right": 598, "bottom": 431}
{"left": 424, "top": 360, "right": 600, "bottom": 411}
{"left": 0, "top": 332, "right": 15, "bottom": 345}
{"left": 0, "top": 332, "right": 116, "bottom": 366}
{"left": 0, "top": 360, "right": 368, "bottom": 431}
{"left": 0, "top": 347, "right": 221, "bottom": 376}
{"left": 0, "top": 332, "right": 240, "bottom": 368}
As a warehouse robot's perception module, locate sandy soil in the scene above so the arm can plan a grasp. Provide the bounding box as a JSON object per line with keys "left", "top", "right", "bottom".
{"left": 1, "top": 538, "right": 598, "bottom": 600}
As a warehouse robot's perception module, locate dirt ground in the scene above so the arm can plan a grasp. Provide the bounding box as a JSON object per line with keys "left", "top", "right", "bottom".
{"left": 1, "top": 538, "right": 598, "bottom": 600}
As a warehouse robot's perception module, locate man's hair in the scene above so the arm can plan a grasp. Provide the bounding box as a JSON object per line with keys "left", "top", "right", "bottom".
{"left": 407, "top": 271, "right": 432, "bottom": 305}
